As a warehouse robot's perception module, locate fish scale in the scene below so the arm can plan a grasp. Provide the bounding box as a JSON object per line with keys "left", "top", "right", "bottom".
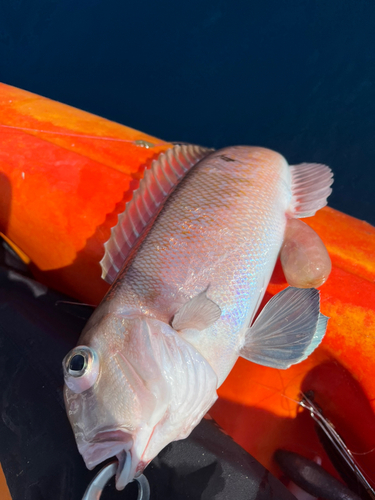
{"left": 63, "top": 144, "right": 333, "bottom": 490}
{"left": 107, "top": 146, "right": 290, "bottom": 383}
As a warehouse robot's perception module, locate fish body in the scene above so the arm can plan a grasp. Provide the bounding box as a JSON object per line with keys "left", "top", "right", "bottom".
{"left": 63, "top": 146, "right": 332, "bottom": 489}
{"left": 99, "top": 146, "right": 290, "bottom": 382}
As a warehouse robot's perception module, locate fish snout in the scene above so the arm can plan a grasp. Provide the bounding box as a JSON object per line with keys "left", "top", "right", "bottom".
{"left": 80, "top": 429, "right": 151, "bottom": 490}
{"left": 78, "top": 429, "right": 134, "bottom": 472}
{"left": 78, "top": 429, "right": 148, "bottom": 490}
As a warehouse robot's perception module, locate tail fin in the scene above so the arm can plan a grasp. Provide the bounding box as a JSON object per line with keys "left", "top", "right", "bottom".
{"left": 288, "top": 163, "right": 333, "bottom": 218}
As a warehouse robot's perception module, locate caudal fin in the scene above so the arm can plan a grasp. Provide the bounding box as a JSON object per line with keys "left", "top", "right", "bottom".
{"left": 289, "top": 163, "right": 333, "bottom": 218}
{"left": 240, "top": 287, "right": 328, "bottom": 369}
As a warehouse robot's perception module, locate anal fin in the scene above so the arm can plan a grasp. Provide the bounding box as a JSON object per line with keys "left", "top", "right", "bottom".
{"left": 240, "top": 287, "right": 328, "bottom": 369}
{"left": 280, "top": 218, "right": 332, "bottom": 288}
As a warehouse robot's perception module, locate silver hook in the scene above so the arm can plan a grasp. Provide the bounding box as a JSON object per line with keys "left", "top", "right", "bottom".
{"left": 82, "top": 460, "right": 150, "bottom": 500}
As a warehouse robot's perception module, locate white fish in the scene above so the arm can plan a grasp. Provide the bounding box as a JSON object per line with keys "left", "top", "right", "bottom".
{"left": 63, "top": 145, "right": 332, "bottom": 490}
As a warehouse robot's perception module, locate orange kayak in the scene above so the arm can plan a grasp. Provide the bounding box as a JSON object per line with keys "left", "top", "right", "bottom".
{"left": 0, "top": 82, "right": 172, "bottom": 303}
{"left": 1, "top": 82, "right": 374, "bottom": 487}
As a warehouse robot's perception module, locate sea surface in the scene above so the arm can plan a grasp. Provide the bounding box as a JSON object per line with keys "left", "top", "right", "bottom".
{"left": 0, "top": 0, "right": 374, "bottom": 223}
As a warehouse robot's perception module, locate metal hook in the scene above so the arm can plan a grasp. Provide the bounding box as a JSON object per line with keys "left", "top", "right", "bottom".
{"left": 82, "top": 460, "right": 150, "bottom": 500}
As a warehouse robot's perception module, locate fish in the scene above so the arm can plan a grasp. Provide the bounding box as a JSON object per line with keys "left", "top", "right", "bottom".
{"left": 63, "top": 144, "right": 333, "bottom": 490}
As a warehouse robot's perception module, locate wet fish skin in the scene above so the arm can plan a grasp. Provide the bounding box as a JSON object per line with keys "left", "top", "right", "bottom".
{"left": 103, "top": 146, "right": 290, "bottom": 381}
{"left": 63, "top": 146, "right": 331, "bottom": 489}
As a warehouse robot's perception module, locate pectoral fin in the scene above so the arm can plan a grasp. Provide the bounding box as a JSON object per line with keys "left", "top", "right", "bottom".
{"left": 172, "top": 291, "right": 221, "bottom": 331}
{"left": 240, "top": 287, "right": 328, "bottom": 369}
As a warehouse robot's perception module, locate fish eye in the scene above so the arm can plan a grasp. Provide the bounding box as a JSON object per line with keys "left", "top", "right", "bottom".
{"left": 63, "top": 346, "right": 100, "bottom": 393}
{"left": 69, "top": 354, "right": 85, "bottom": 372}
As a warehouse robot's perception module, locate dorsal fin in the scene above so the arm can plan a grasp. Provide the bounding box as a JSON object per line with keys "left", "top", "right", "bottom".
{"left": 100, "top": 144, "right": 213, "bottom": 284}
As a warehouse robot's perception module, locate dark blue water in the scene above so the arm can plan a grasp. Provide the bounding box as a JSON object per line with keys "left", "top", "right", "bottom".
{"left": 1, "top": 1, "right": 374, "bottom": 223}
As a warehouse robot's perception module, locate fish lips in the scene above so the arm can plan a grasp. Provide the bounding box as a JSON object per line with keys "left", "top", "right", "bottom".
{"left": 78, "top": 429, "right": 135, "bottom": 490}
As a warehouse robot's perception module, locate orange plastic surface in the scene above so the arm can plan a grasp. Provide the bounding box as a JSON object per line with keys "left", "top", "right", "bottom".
{"left": 0, "top": 82, "right": 172, "bottom": 302}
{"left": 0, "top": 465, "right": 11, "bottom": 500}
{"left": 0, "top": 83, "right": 374, "bottom": 486}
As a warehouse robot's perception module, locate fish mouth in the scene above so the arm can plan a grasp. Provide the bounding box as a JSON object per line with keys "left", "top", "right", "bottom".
{"left": 93, "top": 429, "right": 132, "bottom": 444}
{"left": 78, "top": 429, "right": 136, "bottom": 490}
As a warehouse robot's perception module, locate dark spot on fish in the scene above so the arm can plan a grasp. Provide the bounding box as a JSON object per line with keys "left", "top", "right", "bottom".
{"left": 69, "top": 354, "right": 85, "bottom": 372}
{"left": 219, "top": 155, "right": 236, "bottom": 162}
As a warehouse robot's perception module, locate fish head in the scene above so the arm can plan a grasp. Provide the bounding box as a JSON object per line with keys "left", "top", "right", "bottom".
{"left": 63, "top": 314, "right": 218, "bottom": 490}
{"left": 63, "top": 314, "right": 165, "bottom": 489}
